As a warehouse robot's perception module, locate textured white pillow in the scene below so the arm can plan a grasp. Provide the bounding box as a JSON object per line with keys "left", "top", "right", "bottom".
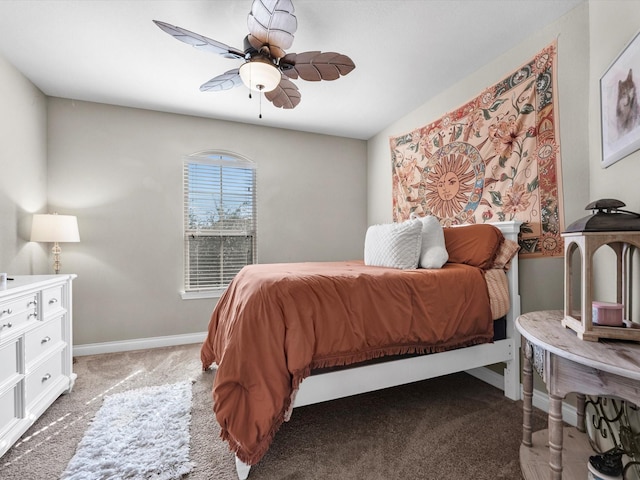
{"left": 410, "top": 214, "right": 449, "bottom": 269}
{"left": 364, "top": 220, "right": 422, "bottom": 269}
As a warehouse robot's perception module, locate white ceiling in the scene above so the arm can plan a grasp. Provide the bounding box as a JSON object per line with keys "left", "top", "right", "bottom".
{"left": 0, "top": 0, "right": 585, "bottom": 140}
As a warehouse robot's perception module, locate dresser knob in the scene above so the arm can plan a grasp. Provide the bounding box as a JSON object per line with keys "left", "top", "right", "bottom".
{"left": 48, "top": 298, "right": 58, "bottom": 305}
{"left": 42, "top": 373, "right": 51, "bottom": 382}
{"left": 1, "top": 308, "right": 12, "bottom": 316}
{"left": 28, "top": 300, "right": 38, "bottom": 307}
{"left": 1, "top": 322, "right": 12, "bottom": 329}
{"left": 28, "top": 312, "right": 38, "bottom": 319}
{"left": 41, "top": 336, "right": 51, "bottom": 344}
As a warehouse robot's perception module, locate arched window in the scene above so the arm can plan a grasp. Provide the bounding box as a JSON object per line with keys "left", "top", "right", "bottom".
{"left": 183, "top": 150, "right": 256, "bottom": 296}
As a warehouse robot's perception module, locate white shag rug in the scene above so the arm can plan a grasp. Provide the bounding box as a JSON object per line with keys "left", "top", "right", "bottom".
{"left": 60, "top": 381, "right": 194, "bottom": 480}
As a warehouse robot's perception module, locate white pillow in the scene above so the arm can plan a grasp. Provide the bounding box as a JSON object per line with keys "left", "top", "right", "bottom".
{"left": 364, "top": 220, "right": 422, "bottom": 269}
{"left": 410, "top": 214, "right": 449, "bottom": 269}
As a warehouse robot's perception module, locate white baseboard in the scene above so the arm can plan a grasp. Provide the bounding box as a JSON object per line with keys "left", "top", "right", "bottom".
{"left": 467, "top": 366, "right": 578, "bottom": 427}
{"left": 467, "top": 365, "right": 505, "bottom": 390}
{"left": 528, "top": 383, "right": 579, "bottom": 427}
{"left": 73, "top": 332, "right": 208, "bottom": 356}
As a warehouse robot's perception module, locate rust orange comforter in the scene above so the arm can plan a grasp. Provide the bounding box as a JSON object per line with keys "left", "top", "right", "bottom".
{"left": 200, "top": 260, "right": 493, "bottom": 465}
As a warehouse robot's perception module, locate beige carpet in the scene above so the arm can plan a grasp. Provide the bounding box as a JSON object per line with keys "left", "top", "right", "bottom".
{"left": 0, "top": 343, "right": 546, "bottom": 479}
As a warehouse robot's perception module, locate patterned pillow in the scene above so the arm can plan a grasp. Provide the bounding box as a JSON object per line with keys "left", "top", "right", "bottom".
{"left": 485, "top": 268, "right": 510, "bottom": 319}
{"left": 491, "top": 239, "right": 520, "bottom": 271}
{"left": 364, "top": 220, "right": 422, "bottom": 269}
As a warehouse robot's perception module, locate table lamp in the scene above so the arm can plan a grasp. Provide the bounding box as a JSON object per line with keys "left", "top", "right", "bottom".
{"left": 31, "top": 213, "right": 80, "bottom": 274}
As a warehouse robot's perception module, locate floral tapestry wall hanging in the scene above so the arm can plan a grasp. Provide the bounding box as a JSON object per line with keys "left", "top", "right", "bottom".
{"left": 390, "top": 41, "right": 564, "bottom": 258}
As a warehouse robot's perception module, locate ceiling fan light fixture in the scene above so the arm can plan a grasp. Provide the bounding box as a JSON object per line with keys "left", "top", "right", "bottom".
{"left": 239, "top": 58, "right": 281, "bottom": 92}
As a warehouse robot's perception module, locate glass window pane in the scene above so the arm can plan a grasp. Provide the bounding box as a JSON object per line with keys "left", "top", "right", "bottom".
{"left": 184, "top": 152, "right": 256, "bottom": 292}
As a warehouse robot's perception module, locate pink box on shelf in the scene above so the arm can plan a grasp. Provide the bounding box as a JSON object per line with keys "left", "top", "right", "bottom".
{"left": 592, "top": 301, "right": 624, "bottom": 327}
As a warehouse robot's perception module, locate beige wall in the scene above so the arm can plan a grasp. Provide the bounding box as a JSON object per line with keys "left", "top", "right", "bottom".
{"left": 0, "top": 54, "right": 49, "bottom": 274}
{"left": 588, "top": 1, "right": 640, "bottom": 317}
{"left": 366, "top": 3, "right": 591, "bottom": 315}
{"left": 46, "top": 98, "right": 367, "bottom": 345}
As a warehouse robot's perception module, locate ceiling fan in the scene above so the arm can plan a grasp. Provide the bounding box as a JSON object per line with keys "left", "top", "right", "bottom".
{"left": 153, "top": 0, "right": 356, "bottom": 113}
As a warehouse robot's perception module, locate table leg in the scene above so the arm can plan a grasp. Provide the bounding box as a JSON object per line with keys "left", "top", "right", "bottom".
{"left": 548, "top": 394, "right": 564, "bottom": 480}
{"left": 576, "top": 393, "right": 586, "bottom": 433}
{"left": 522, "top": 340, "right": 533, "bottom": 447}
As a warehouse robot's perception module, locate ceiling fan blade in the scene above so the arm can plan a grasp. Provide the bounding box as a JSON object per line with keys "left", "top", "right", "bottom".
{"left": 153, "top": 20, "right": 244, "bottom": 59}
{"left": 280, "top": 51, "right": 356, "bottom": 81}
{"left": 265, "top": 77, "right": 301, "bottom": 109}
{"left": 199, "top": 69, "right": 243, "bottom": 92}
{"left": 247, "top": 0, "right": 297, "bottom": 59}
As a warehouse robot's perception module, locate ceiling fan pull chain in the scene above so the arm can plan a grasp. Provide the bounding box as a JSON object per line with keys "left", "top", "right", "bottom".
{"left": 259, "top": 86, "right": 263, "bottom": 119}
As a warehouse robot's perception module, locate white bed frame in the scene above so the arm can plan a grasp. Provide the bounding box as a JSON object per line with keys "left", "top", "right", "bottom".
{"left": 235, "top": 220, "right": 522, "bottom": 479}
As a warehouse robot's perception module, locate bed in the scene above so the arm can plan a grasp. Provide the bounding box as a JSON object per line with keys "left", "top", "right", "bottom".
{"left": 201, "top": 220, "right": 522, "bottom": 480}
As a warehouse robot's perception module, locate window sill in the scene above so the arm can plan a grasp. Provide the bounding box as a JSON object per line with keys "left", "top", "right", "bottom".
{"left": 180, "top": 290, "right": 224, "bottom": 300}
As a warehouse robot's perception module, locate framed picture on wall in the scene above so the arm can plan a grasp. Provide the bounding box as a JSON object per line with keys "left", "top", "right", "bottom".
{"left": 601, "top": 30, "right": 640, "bottom": 168}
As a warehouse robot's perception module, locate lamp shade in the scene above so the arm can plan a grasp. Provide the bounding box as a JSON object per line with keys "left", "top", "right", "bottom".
{"left": 239, "top": 59, "right": 281, "bottom": 92}
{"left": 31, "top": 214, "right": 80, "bottom": 243}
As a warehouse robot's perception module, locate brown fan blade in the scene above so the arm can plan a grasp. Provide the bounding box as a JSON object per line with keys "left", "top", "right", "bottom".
{"left": 265, "top": 77, "right": 301, "bottom": 109}
{"left": 200, "top": 69, "right": 243, "bottom": 92}
{"left": 153, "top": 20, "right": 244, "bottom": 59}
{"left": 247, "top": 0, "right": 297, "bottom": 59}
{"left": 280, "top": 51, "right": 356, "bottom": 81}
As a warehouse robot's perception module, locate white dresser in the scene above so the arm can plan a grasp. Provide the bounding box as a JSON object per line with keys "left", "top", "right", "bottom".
{"left": 0, "top": 274, "right": 76, "bottom": 458}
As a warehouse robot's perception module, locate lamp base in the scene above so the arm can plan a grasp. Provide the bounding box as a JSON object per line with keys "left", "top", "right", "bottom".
{"left": 52, "top": 242, "right": 61, "bottom": 274}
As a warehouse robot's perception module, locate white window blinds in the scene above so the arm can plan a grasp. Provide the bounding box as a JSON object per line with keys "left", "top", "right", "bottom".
{"left": 183, "top": 151, "right": 256, "bottom": 293}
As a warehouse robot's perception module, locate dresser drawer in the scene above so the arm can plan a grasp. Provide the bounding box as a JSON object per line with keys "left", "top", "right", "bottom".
{"left": 25, "top": 316, "right": 63, "bottom": 365}
{"left": 0, "top": 338, "right": 20, "bottom": 385}
{"left": 0, "top": 385, "right": 19, "bottom": 436}
{"left": 0, "top": 294, "right": 38, "bottom": 334}
{"left": 25, "top": 352, "right": 63, "bottom": 407}
{"left": 42, "top": 285, "right": 64, "bottom": 318}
